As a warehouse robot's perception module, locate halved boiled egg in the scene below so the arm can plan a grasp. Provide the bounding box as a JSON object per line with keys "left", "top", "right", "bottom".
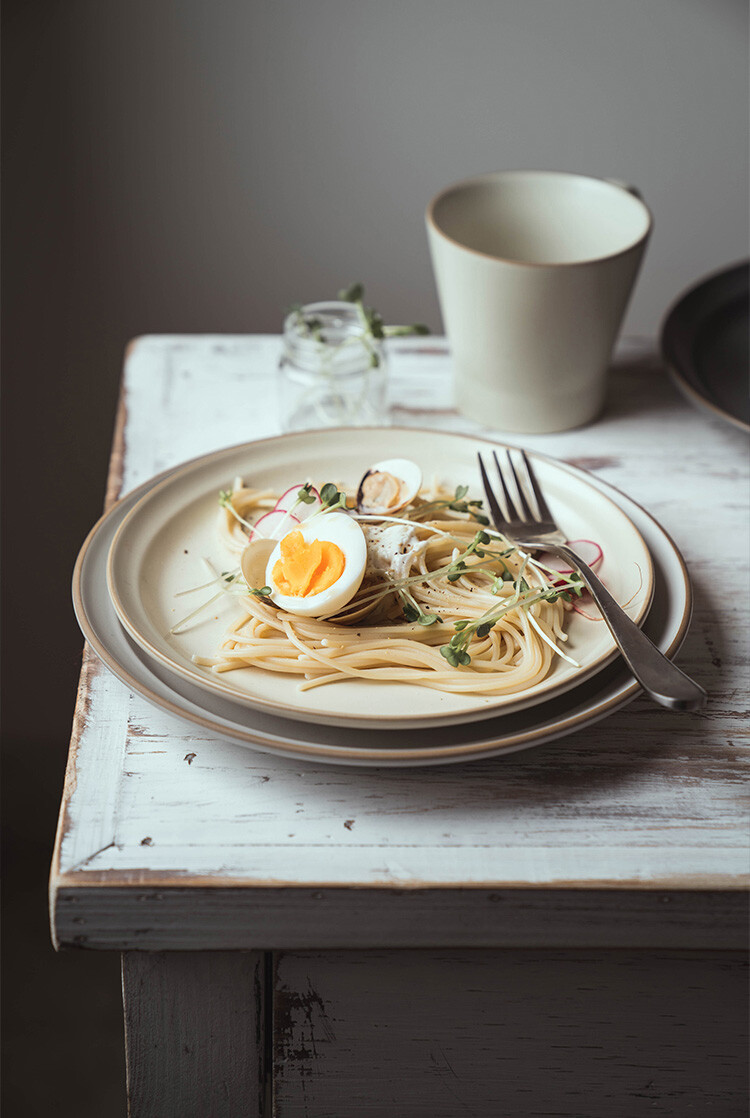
{"left": 265, "top": 513, "right": 367, "bottom": 618}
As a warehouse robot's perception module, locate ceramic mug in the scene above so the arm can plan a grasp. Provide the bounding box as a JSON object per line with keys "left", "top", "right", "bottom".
{"left": 425, "top": 170, "right": 652, "bottom": 433}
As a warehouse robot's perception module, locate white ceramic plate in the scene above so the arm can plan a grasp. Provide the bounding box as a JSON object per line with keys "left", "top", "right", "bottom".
{"left": 75, "top": 460, "right": 689, "bottom": 766}
{"left": 106, "top": 429, "right": 654, "bottom": 730}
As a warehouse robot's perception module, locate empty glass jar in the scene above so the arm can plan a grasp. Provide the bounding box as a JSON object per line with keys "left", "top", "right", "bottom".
{"left": 278, "top": 301, "right": 389, "bottom": 432}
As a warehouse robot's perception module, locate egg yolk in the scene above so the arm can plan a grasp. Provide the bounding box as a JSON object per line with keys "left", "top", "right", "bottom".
{"left": 272, "top": 530, "right": 346, "bottom": 597}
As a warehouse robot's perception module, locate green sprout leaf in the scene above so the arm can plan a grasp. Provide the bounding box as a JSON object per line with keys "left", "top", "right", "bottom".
{"left": 401, "top": 601, "right": 420, "bottom": 623}
{"left": 398, "top": 587, "right": 441, "bottom": 627}
{"left": 320, "top": 482, "right": 340, "bottom": 506}
{"left": 367, "top": 311, "right": 385, "bottom": 340}
{"left": 297, "top": 484, "right": 316, "bottom": 504}
{"left": 384, "top": 323, "right": 430, "bottom": 337}
{"left": 338, "top": 282, "right": 364, "bottom": 304}
{"left": 417, "top": 611, "right": 441, "bottom": 627}
{"left": 219, "top": 489, "right": 257, "bottom": 533}
{"left": 409, "top": 492, "right": 489, "bottom": 526}
{"left": 309, "top": 284, "right": 429, "bottom": 351}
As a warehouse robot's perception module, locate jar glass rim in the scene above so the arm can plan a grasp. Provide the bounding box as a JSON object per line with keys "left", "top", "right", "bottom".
{"left": 282, "top": 301, "right": 383, "bottom": 374}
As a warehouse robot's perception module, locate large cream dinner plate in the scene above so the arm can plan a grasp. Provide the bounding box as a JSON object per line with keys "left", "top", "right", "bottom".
{"left": 75, "top": 458, "right": 691, "bottom": 767}
{"left": 106, "top": 429, "right": 654, "bottom": 730}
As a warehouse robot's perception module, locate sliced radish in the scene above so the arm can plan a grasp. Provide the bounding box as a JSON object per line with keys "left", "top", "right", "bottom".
{"left": 536, "top": 539, "right": 603, "bottom": 575}
{"left": 273, "top": 483, "right": 322, "bottom": 520}
{"left": 252, "top": 509, "right": 301, "bottom": 540}
{"left": 573, "top": 600, "right": 601, "bottom": 619}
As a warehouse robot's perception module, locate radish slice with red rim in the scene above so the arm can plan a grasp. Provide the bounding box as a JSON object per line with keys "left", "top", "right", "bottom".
{"left": 252, "top": 509, "right": 301, "bottom": 540}
{"left": 572, "top": 598, "right": 601, "bottom": 619}
{"left": 273, "top": 484, "right": 322, "bottom": 520}
{"left": 532, "top": 539, "right": 603, "bottom": 619}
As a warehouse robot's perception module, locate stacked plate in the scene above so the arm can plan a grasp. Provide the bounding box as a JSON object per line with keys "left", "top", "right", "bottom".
{"left": 661, "top": 261, "right": 749, "bottom": 433}
{"left": 74, "top": 428, "right": 692, "bottom": 766}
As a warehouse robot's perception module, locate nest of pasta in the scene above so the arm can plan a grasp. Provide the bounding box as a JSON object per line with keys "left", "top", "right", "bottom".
{"left": 187, "top": 471, "right": 584, "bottom": 696}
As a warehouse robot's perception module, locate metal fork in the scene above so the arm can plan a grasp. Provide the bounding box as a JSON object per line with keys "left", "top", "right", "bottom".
{"left": 478, "top": 449, "right": 706, "bottom": 712}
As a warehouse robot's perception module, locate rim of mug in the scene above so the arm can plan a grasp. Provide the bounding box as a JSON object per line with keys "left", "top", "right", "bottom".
{"left": 425, "top": 169, "right": 654, "bottom": 268}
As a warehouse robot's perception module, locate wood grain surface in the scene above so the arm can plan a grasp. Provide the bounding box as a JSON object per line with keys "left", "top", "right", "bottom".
{"left": 273, "top": 948, "right": 749, "bottom": 1117}
{"left": 51, "top": 336, "right": 750, "bottom": 947}
{"left": 122, "top": 950, "right": 265, "bottom": 1118}
{"left": 55, "top": 887, "right": 748, "bottom": 952}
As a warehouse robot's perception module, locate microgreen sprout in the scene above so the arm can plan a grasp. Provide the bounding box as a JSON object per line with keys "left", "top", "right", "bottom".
{"left": 296, "top": 484, "right": 316, "bottom": 505}
{"left": 290, "top": 284, "right": 429, "bottom": 370}
{"left": 221, "top": 481, "right": 320, "bottom": 545}
{"left": 330, "top": 531, "right": 515, "bottom": 622}
{"left": 397, "top": 587, "right": 441, "bottom": 627}
{"left": 545, "top": 572, "right": 583, "bottom": 603}
{"left": 411, "top": 486, "right": 490, "bottom": 526}
{"left": 176, "top": 569, "right": 244, "bottom": 598}
{"left": 170, "top": 563, "right": 249, "bottom": 634}
{"left": 490, "top": 569, "right": 513, "bottom": 593}
{"left": 447, "top": 561, "right": 466, "bottom": 583}
{"left": 439, "top": 568, "right": 584, "bottom": 668}
{"left": 267, "top": 480, "right": 349, "bottom": 543}
{"left": 219, "top": 489, "right": 257, "bottom": 534}
{"left": 319, "top": 482, "right": 348, "bottom": 510}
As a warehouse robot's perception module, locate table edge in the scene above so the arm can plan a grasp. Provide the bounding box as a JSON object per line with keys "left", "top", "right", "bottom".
{"left": 51, "top": 882, "right": 750, "bottom": 952}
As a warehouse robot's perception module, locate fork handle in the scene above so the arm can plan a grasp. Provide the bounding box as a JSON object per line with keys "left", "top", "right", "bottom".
{"left": 550, "top": 544, "right": 707, "bottom": 712}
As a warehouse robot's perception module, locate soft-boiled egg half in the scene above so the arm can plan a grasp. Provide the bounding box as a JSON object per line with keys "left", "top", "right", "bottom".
{"left": 265, "top": 513, "right": 367, "bottom": 618}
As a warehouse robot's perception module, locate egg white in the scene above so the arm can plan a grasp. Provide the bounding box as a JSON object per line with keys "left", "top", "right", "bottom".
{"left": 265, "top": 513, "right": 368, "bottom": 618}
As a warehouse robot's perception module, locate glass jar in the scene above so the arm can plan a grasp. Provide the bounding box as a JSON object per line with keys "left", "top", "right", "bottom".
{"left": 278, "top": 301, "right": 389, "bottom": 432}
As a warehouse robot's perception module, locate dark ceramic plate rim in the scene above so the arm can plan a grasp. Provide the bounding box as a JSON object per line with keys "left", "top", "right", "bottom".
{"left": 660, "top": 260, "right": 750, "bottom": 433}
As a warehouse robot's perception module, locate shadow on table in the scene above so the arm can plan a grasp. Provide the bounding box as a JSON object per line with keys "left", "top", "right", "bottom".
{"left": 286, "top": 570, "right": 723, "bottom": 819}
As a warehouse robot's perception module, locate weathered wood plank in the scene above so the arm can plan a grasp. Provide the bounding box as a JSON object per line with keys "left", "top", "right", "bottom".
{"left": 54, "top": 888, "right": 748, "bottom": 951}
{"left": 120, "top": 335, "right": 285, "bottom": 492}
{"left": 50, "top": 651, "right": 130, "bottom": 906}
{"left": 53, "top": 685, "right": 750, "bottom": 890}
{"left": 273, "top": 948, "right": 749, "bottom": 1117}
{"left": 122, "top": 950, "right": 266, "bottom": 1118}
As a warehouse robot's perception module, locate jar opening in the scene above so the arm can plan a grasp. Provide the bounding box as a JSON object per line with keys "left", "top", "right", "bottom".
{"left": 282, "top": 301, "right": 383, "bottom": 375}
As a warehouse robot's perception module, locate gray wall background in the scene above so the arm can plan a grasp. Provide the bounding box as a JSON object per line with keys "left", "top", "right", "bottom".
{"left": 2, "top": 2, "right": 748, "bottom": 1114}
{"left": 8, "top": 0, "right": 749, "bottom": 341}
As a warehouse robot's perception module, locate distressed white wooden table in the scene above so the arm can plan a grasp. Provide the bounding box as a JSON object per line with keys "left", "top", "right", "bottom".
{"left": 51, "top": 336, "right": 749, "bottom": 1117}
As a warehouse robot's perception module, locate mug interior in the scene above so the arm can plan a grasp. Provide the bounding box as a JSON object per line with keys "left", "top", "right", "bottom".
{"left": 429, "top": 172, "right": 651, "bottom": 265}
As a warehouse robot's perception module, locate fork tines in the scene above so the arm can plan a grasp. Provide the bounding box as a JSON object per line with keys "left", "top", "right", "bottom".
{"left": 478, "top": 448, "right": 553, "bottom": 529}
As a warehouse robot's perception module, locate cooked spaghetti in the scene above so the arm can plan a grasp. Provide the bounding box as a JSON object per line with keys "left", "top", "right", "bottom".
{"left": 187, "top": 466, "right": 584, "bottom": 695}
